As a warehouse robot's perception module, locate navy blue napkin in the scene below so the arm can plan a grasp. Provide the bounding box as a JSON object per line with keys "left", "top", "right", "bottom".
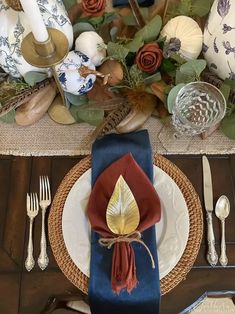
{"left": 113, "top": 0, "right": 154, "bottom": 7}
{"left": 88, "top": 130, "right": 161, "bottom": 314}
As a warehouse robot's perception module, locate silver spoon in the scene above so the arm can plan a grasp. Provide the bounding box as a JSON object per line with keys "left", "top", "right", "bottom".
{"left": 215, "top": 195, "right": 230, "bottom": 266}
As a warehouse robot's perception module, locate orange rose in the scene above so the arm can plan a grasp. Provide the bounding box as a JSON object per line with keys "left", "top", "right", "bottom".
{"left": 135, "top": 43, "right": 163, "bottom": 74}
{"left": 82, "top": 0, "right": 106, "bottom": 17}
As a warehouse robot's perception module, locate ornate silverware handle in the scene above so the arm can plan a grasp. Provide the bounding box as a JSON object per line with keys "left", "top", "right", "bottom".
{"left": 206, "top": 212, "right": 218, "bottom": 266}
{"left": 38, "top": 209, "right": 49, "bottom": 270}
{"left": 220, "top": 220, "right": 228, "bottom": 266}
{"left": 25, "top": 218, "right": 35, "bottom": 271}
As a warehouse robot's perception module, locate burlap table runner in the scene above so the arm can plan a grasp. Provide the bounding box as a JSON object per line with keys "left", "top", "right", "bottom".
{"left": 0, "top": 115, "right": 234, "bottom": 156}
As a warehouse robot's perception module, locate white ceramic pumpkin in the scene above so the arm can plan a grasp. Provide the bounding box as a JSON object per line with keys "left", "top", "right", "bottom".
{"left": 55, "top": 50, "right": 96, "bottom": 95}
{"left": 203, "top": 0, "right": 235, "bottom": 80}
{"left": 161, "top": 15, "right": 203, "bottom": 60}
{"left": 0, "top": 0, "right": 73, "bottom": 77}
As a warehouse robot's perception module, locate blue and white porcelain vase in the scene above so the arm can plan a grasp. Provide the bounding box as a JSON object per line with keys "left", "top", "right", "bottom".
{"left": 203, "top": 0, "right": 235, "bottom": 80}
{"left": 0, "top": 0, "right": 73, "bottom": 77}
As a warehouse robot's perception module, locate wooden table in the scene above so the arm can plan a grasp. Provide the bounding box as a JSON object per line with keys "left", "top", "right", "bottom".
{"left": 1, "top": 155, "right": 235, "bottom": 314}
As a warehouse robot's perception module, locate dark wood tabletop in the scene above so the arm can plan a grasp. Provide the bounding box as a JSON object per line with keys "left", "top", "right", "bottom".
{"left": 1, "top": 154, "right": 235, "bottom": 314}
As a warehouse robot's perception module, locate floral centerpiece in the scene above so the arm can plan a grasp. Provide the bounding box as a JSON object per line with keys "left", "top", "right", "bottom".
{"left": 1, "top": 0, "right": 235, "bottom": 139}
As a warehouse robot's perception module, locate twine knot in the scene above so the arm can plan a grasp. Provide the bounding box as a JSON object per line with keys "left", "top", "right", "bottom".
{"left": 99, "top": 230, "right": 155, "bottom": 269}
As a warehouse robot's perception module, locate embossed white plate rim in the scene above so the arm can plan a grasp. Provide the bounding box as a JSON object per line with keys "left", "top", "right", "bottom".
{"left": 62, "top": 165, "right": 189, "bottom": 280}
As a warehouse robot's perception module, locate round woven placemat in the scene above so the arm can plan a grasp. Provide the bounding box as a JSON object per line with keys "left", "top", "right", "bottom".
{"left": 48, "top": 154, "right": 203, "bottom": 295}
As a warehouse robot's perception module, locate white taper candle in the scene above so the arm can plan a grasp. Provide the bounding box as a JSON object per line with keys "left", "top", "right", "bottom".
{"left": 20, "top": 0, "right": 49, "bottom": 42}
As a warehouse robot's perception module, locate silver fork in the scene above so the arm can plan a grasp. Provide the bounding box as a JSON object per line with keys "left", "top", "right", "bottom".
{"left": 25, "top": 193, "right": 39, "bottom": 272}
{"left": 38, "top": 176, "right": 51, "bottom": 270}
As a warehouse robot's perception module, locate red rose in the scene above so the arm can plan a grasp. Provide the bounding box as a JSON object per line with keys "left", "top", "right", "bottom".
{"left": 82, "top": 0, "right": 106, "bottom": 17}
{"left": 135, "top": 43, "right": 163, "bottom": 74}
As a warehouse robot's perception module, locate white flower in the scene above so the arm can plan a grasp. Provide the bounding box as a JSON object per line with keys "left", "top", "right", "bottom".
{"left": 75, "top": 31, "right": 106, "bottom": 66}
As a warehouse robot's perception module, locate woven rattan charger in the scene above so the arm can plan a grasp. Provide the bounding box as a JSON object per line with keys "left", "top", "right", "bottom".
{"left": 48, "top": 154, "right": 203, "bottom": 295}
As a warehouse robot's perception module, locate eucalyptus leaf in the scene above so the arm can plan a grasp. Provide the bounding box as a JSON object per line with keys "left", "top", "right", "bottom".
{"left": 103, "top": 12, "right": 118, "bottom": 24}
{"left": 191, "top": 0, "right": 211, "bottom": 17}
{"left": 123, "top": 15, "right": 137, "bottom": 26}
{"left": 219, "top": 83, "right": 230, "bottom": 102}
{"left": 170, "top": 53, "right": 187, "bottom": 65}
{"left": 70, "top": 105, "right": 104, "bottom": 126}
{"left": 89, "top": 16, "right": 104, "bottom": 26}
{"left": 134, "top": 15, "right": 162, "bottom": 43}
{"left": 110, "top": 26, "right": 118, "bottom": 42}
{"left": 180, "top": 59, "right": 207, "bottom": 78}
{"left": 23, "top": 71, "right": 48, "bottom": 86}
{"left": 167, "top": 83, "right": 185, "bottom": 113}
{"left": 144, "top": 72, "right": 161, "bottom": 85}
{"left": 73, "top": 22, "right": 95, "bottom": 38}
{"left": 0, "top": 109, "right": 15, "bottom": 123}
{"left": 221, "top": 113, "right": 235, "bottom": 139}
{"left": 107, "top": 42, "right": 129, "bottom": 61}
{"left": 129, "top": 65, "right": 144, "bottom": 86}
{"left": 224, "top": 79, "right": 235, "bottom": 91}
{"left": 160, "top": 59, "right": 176, "bottom": 74}
{"left": 175, "top": 69, "right": 195, "bottom": 84}
{"left": 125, "top": 36, "right": 144, "bottom": 53}
{"left": 65, "top": 92, "right": 88, "bottom": 106}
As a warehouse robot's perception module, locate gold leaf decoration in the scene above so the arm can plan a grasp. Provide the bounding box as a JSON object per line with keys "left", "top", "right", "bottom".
{"left": 106, "top": 175, "right": 140, "bottom": 235}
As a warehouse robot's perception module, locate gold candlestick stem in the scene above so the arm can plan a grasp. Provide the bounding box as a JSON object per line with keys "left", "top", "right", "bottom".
{"left": 21, "top": 28, "right": 74, "bottom": 124}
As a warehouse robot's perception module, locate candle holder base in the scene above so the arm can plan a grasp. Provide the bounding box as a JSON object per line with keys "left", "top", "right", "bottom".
{"left": 21, "top": 28, "right": 69, "bottom": 68}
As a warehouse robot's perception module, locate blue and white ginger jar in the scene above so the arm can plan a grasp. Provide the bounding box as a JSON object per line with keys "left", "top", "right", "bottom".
{"left": 203, "top": 0, "right": 235, "bottom": 80}
{"left": 0, "top": 0, "right": 73, "bottom": 77}
{"left": 55, "top": 50, "right": 96, "bottom": 95}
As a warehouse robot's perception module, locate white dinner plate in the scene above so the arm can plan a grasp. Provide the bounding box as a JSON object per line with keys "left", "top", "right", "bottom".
{"left": 62, "top": 165, "right": 190, "bottom": 280}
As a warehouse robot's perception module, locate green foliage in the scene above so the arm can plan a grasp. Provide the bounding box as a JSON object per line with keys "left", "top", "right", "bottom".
{"left": 175, "top": 59, "right": 207, "bottom": 84}
{"left": 160, "top": 59, "right": 176, "bottom": 74}
{"left": 0, "top": 109, "right": 15, "bottom": 123}
{"left": 167, "top": 83, "right": 185, "bottom": 113}
{"left": 167, "top": 0, "right": 213, "bottom": 19}
{"left": 219, "top": 83, "right": 230, "bottom": 102}
{"left": 70, "top": 105, "right": 104, "bottom": 126}
{"left": 134, "top": 15, "right": 162, "bottom": 43}
{"left": 180, "top": 59, "right": 207, "bottom": 78}
{"left": 170, "top": 53, "right": 187, "bottom": 65}
{"left": 125, "top": 37, "right": 144, "bottom": 53}
{"left": 221, "top": 112, "right": 235, "bottom": 139}
{"left": 23, "top": 71, "right": 48, "bottom": 87}
{"left": 144, "top": 72, "right": 162, "bottom": 85}
{"left": 65, "top": 93, "right": 88, "bottom": 106}
{"left": 192, "top": 0, "right": 212, "bottom": 17}
{"left": 73, "top": 22, "right": 95, "bottom": 38}
{"left": 129, "top": 65, "right": 144, "bottom": 87}
{"left": 107, "top": 42, "right": 129, "bottom": 62}
{"left": 84, "top": 12, "right": 117, "bottom": 30}
{"left": 122, "top": 8, "right": 149, "bottom": 26}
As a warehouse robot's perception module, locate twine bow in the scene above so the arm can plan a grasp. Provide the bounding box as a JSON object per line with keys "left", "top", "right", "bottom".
{"left": 99, "top": 230, "right": 155, "bottom": 269}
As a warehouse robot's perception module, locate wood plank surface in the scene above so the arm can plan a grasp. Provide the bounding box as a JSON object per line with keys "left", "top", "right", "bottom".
{"left": 0, "top": 155, "right": 234, "bottom": 314}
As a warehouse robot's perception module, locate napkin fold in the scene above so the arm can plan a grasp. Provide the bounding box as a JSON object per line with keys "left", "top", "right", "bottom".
{"left": 87, "top": 153, "right": 161, "bottom": 293}
{"left": 88, "top": 130, "right": 161, "bottom": 314}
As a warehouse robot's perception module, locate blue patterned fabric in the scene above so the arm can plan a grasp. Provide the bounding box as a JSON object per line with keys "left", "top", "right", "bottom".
{"left": 88, "top": 130, "right": 161, "bottom": 314}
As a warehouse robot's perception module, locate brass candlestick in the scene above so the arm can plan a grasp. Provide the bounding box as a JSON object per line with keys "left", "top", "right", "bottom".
{"left": 21, "top": 28, "right": 75, "bottom": 124}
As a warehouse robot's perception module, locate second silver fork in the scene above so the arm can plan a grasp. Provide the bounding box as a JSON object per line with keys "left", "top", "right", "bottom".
{"left": 38, "top": 176, "right": 51, "bottom": 270}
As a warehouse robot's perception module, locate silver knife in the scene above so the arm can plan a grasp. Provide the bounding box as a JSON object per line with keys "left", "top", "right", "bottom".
{"left": 202, "top": 156, "right": 218, "bottom": 266}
